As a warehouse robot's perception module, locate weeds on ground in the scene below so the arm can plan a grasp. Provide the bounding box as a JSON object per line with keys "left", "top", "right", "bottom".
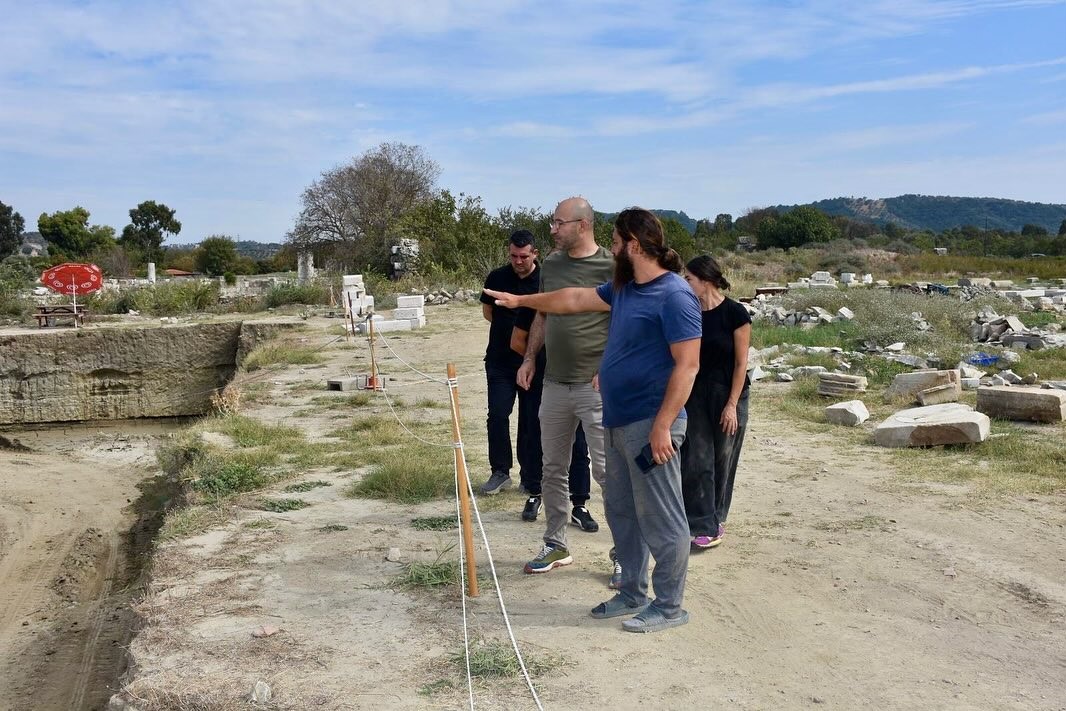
{"left": 892, "top": 420, "right": 1066, "bottom": 496}
{"left": 284, "top": 480, "right": 332, "bottom": 493}
{"left": 259, "top": 498, "right": 311, "bottom": 512}
{"left": 158, "top": 505, "right": 229, "bottom": 541}
{"left": 192, "top": 459, "right": 267, "bottom": 499}
{"left": 242, "top": 341, "right": 323, "bottom": 371}
{"left": 327, "top": 416, "right": 408, "bottom": 446}
{"left": 452, "top": 640, "right": 567, "bottom": 679}
{"left": 319, "top": 524, "right": 349, "bottom": 533}
{"left": 412, "top": 516, "right": 458, "bottom": 531}
{"left": 346, "top": 443, "right": 454, "bottom": 503}
{"left": 203, "top": 413, "right": 305, "bottom": 448}
{"left": 393, "top": 548, "right": 461, "bottom": 589}
{"left": 242, "top": 518, "right": 277, "bottom": 529}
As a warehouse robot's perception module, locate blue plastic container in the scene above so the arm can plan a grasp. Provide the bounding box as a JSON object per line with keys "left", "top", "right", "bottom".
{"left": 966, "top": 352, "right": 999, "bottom": 367}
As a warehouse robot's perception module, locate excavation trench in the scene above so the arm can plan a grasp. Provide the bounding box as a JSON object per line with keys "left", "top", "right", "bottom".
{"left": 0, "top": 320, "right": 297, "bottom": 710}
{"left": 0, "top": 420, "right": 188, "bottom": 710}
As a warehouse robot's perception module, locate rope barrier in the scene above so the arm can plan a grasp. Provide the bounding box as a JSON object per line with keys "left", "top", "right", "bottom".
{"left": 446, "top": 376, "right": 544, "bottom": 711}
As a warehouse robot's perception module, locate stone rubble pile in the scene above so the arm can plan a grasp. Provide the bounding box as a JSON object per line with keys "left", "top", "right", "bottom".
{"left": 417, "top": 288, "right": 479, "bottom": 306}
{"left": 969, "top": 307, "right": 1065, "bottom": 351}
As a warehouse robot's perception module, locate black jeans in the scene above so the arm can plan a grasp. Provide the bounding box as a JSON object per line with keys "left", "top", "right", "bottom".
{"left": 485, "top": 361, "right": 591, "bottom": 506}
{"left": 679, "top": 379, "right": 749, "bottom": 537}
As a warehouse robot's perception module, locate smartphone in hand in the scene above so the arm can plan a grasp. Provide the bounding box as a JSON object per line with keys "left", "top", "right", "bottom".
{"left": 634, "top": 443, "right": 656, "bottom": 473}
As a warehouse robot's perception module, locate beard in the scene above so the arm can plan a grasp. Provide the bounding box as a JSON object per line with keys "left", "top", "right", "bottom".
{"left": 613, "top": 248, "right": 634, "bottom": 289}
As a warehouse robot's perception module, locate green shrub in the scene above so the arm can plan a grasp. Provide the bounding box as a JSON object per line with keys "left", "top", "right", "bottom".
{"left": 88, "top": 280, "right": 220, "bottom": 316}
{"left": 263, "top": 282, "right": 329, "bottom": 308}
{"left": 192, "top": 459, "right": 266, "bottom": 499}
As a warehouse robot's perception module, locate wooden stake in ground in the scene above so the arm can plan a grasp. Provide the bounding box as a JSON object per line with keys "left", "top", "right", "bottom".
{"left": 447, "top": 362, "right": 479, "bottom": 597}
{"left": 367, "top": 315, "right": 378, "bottom": 390}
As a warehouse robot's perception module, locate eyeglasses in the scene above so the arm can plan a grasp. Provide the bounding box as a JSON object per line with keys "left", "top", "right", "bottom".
{"left": 550, "top": 218, "right": 582, "bottom": 229}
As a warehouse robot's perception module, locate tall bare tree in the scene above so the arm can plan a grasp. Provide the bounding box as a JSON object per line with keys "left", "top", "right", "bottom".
{"left": 290, "top": 142, "right": 440, "bottom": 272}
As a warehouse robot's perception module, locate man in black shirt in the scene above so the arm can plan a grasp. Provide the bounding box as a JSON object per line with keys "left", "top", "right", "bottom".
{"left": 478, "top": 231, "right": 591, "bottom": 523}
{"left": 479, "top": 230, "right": 543, "bottom": 497}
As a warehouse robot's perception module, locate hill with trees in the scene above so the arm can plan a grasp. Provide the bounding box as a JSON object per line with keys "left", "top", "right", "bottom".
{"left": 773, "top": 195, "right": 1066, "bottom": 233}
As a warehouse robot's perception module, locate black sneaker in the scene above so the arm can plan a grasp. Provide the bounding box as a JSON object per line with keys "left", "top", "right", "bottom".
{"left": 521, "top": 496, "right": 542, "bottom": 522}
{"left": 479, "top": 470, "right": 512, "bottom": 495}
{"left": 570, "top": 506, "right": 599, "bottom": 533}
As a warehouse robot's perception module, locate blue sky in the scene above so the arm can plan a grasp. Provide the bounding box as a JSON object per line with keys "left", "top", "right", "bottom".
{"left": 3, "top": 0, "right": 1065, "bottom": 245}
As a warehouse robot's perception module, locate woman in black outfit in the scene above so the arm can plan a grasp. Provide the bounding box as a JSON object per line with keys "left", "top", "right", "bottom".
{"left": 681, "top": 255, "right": 752, "bottom": 549}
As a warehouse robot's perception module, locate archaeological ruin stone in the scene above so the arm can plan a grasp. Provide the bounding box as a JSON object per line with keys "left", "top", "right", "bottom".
{"left": 824, "top": 400, "right": 870, "bottom": 426}
{"left": 873, "top": 403, "right": 990, "bottom": 448}
{"left": 975, "top": 386, "right": 1066, "bottom": 423}
{"left": 883, "top": 369, "right": 960, "bottom": 403}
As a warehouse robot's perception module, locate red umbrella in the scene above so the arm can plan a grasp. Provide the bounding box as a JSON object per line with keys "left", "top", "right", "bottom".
{"left": 40, "top": 263, "right": 103, "bottom": 329}
{"left": 41, "top": 262, "right": 104, "bottom": 296}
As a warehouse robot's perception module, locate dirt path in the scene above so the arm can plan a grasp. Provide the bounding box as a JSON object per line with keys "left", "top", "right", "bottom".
{"left": 0, "top": 423, "right": 175, "bottom": 711}
{"left": 103, "top": 304, "right": 1066, "bottom": 710}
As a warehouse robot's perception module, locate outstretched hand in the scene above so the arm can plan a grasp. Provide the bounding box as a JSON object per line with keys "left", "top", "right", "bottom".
{"left": 483, "top": 288, "right": 522, "bottom": 310}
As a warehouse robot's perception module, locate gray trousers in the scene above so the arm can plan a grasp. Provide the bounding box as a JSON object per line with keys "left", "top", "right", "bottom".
{"left": 540, "top": 380, "right": 607, "bottom": 550}
{"left": 604, "top": 416, "right": 689, "bottom": 616}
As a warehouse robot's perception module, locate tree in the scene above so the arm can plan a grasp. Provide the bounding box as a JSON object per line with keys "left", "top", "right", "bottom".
{"left": 399, "top": 190, "right": 500, "bottom": 278}
{"left": 120, "top": 201, "right": 181, "bottom": 264}
{"left": 1059, "top": 219, "right": 1066, "bottom": 236}
{"left": 1021, "top": 223, "right": 1048, "bottom": 237}
{"left": 734, "top": 207, "right": 778, "bottom": 236}
{"left": 290, "top": 142, "right": 440, "bottom": 273}
{"left": 195, "top": 235, "right": 240, "bottom": 276}
{"left": 0, "top": 200, "right": 25, "bottom": 258}
{"left": 756, "top": 206, "right": 839, "bottom": 250}
{"left": 661, "top": 217, "right": 697, "bottom": 262}
{"left": 713, "top": 213, "right": 733, "bottom": 233}
{"left": 38, "top": 207, "right": 116, "bottom": 258}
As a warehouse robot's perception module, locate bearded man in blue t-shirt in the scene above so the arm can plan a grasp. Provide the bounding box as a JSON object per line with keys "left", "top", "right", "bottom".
{"left": 485, "top": 207, "right": 701, "bottom": 633}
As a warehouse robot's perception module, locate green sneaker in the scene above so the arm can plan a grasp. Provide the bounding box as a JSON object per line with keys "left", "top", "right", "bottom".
{"left": 523, "top": 544, "right": 573, "bottom": 574}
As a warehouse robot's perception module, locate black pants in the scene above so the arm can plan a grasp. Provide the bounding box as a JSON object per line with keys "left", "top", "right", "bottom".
{"left": 679, "top": 378, "right": 749, "bottom": 537}
{"left": 485, "top": 361, "right": 591, "bottom": 506}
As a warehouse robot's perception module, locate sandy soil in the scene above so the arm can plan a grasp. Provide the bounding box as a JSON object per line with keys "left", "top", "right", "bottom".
{"left": 5, "top": 304, "right": 1065, "bottom": 710}
{"left": 0, "top": 421, "right": 181, "bottom": 710}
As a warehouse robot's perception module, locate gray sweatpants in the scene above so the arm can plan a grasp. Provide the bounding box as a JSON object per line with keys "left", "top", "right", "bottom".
{"left": 603, "top": 416, "right": 690, "bottom": 616}
{"left": 540, "top": 379, "right": 607, "bottom": 550}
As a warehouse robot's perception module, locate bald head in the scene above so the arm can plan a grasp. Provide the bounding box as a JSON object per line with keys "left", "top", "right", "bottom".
{"left": 556, "top": 196, "right": 594, "bottom": 226}
{"left": 551, "top": 196, "right": 598, "bottom": 257}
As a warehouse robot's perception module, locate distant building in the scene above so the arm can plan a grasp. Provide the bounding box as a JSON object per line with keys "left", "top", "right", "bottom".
{"left": 18, "top": 232, "right": 48, "bottom": 258}
{"left": 736, "top": 234, "right": 756, "bottom": 252}
{"left": 933, "top": 247, "right": 948, "bottom": 256}
{"left": 389, "top": 238, "right": 420, "bottom": 279}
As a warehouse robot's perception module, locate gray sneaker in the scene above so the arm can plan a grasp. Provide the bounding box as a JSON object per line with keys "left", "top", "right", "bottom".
{"left": 480, "top": 470, "right": 512, "bottom": 495}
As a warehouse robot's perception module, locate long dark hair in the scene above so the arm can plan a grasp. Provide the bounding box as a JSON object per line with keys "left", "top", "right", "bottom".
{"left": 685, "top": 254, "right": 731, "bottom": 290}
{"left": 613, "top": 207, "right": 683, "bottom": 278}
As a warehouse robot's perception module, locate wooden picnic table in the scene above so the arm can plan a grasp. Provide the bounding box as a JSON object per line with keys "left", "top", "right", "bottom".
{"left": 34, "top": 305, "right": 88, "bottom": 328}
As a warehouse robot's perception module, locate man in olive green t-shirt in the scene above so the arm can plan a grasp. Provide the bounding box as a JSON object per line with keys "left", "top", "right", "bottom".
{"left": 517, "top": 196, "right": 616, "bottom": 579}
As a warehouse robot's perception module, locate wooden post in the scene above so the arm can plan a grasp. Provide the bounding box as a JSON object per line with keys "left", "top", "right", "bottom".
{"left": 344, "top": 292, "right": 353, "bottom": 342}
{"left": 367, "top": 315, "right": 378, "bottom": 390}
{"left": 448, "top": 363, "right": 479, "bottom": 597}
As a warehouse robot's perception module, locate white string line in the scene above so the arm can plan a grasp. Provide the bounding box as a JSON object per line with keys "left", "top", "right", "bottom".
{"left": 453, "top": 450, "right": 476, "bottom": 711}
{"left": 374, "top": 328, "right": 450, "bottom": 385}
{"left": 374, "top": 385, "right": 453, "bottom": 448}
{"left": 447, "top": 377, "right": 544, "bottom": 711}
